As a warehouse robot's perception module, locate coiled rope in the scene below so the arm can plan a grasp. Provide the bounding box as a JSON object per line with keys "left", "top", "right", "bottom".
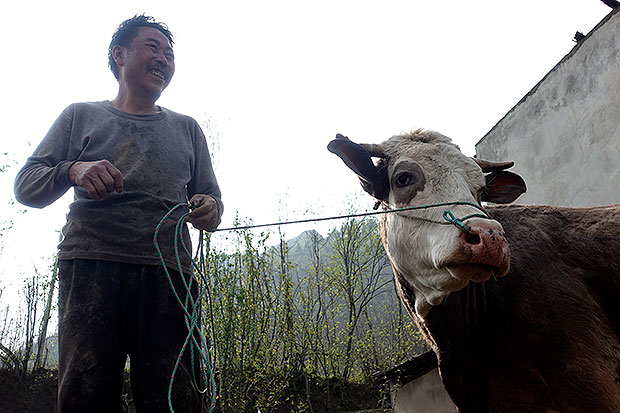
{"left": 153, "top": 199, "right": 489, "bottom": 412}
{"left": 153, "top": 204, "right": 217, "bottom": 413}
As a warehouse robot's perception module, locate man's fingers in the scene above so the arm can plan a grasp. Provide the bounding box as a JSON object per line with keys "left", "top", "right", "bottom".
{"left": 84, "top": 175, "right": 109, "bottom": 200}
{"left": 80, "top": 182, "right": 98, "bottom": 200}
{"left": 188, "top": 195, "right": 218, "bottom": 230}
{"left": 99, "top": 171, "right": 117, "bottom": 194}
{"left": 190, "top": 204, "right": 210, "bottom": 218}
{"left": 189, "top": 208, "right": 218, "bottom": 230}
{"left": 189, "top": 195, "right": 208, "bottom": 210}
{"left": 189, "top": 197, "right": 215, "bottom": 218}
{"left": 70, "top": 160, "right": 124, "bottom": 200}
{"left": 191, "top": 207, "right": 216, "bottom": 221}
{"left": 96, "top": 161, "right": 122, "bottom": 193}
{"left": 82, "top": 180, "right": 103, "bottom": 200}
{"left": 105, "top": 163, "right": 124, "bottom": 193}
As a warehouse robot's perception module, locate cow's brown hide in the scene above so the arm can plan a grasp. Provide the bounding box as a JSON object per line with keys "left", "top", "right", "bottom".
{"left": 386, "top": 204, "right": 620, "bottom": 413}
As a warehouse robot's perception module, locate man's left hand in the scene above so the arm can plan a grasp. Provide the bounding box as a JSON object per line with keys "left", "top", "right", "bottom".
{"left": 188, "top": 194, "right": 219, "bottom": 231}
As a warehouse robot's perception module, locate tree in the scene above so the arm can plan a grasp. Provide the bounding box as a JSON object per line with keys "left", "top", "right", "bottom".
{"left": 33, "top": 259, "right": 57, "bottom": 371}
{"left": 0, "top": 258, "right": 57, "bottom": 377}
{"left": 328, "top": 217, "right": 391, "bottom": 381}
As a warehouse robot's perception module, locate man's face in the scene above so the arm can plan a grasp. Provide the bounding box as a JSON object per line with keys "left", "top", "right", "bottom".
{"left": 117, "top": 26, "right": 175, "bottom": 99}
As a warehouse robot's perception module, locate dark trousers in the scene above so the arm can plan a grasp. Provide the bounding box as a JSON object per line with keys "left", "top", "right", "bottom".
{"left": 57, "top": 259, "right": 203, "bottom": 412}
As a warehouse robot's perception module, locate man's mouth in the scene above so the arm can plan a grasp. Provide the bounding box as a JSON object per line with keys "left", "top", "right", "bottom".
{"left": 150, "top": 69, "right": 165, "bottom": 81}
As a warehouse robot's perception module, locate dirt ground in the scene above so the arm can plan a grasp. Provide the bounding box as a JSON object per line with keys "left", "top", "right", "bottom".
{"left": 0, "top": 369, "right": 136, "bottom": 413}
{"left": 0, "top": 369, "right": 58, "bottom": 413}
{"left": 0, "top": 368, "right": 386, "bottom": 412}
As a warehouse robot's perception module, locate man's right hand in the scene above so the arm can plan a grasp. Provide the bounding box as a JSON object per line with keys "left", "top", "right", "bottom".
{"left": 68, "top": 160, "right": 124, "bottom": 200}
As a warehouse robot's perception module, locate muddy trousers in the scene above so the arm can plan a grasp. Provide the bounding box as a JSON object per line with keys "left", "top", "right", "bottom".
{"left": 57, "top": 259, "right": 204, "bottom": 413}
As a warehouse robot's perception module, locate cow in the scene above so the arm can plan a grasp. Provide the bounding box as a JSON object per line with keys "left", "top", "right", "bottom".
{"left": 328, "top": 129, "right": 620, "bottom": 413}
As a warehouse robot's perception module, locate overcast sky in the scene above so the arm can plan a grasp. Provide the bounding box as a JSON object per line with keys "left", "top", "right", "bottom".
{"left": 0, "top": 1, "right": 612, "bottom": 299}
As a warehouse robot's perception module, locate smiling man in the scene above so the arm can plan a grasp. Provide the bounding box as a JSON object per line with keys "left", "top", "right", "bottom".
{"left": 14, "top": 15, "right": 222, "bottom": 412}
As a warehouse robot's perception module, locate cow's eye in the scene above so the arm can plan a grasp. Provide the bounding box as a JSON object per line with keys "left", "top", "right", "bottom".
{"left": 394, "top": 172, "right": 414, "bottom": 188}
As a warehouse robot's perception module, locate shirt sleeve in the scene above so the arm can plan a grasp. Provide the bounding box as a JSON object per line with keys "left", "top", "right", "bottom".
{"left": 187, "top": 121, "right": 224, "bottom": 226}
{"left": 14, "top": 105, "right": 77, "bottom": 208}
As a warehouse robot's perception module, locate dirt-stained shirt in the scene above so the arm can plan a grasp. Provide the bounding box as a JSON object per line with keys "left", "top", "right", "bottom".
{"left": 14, "top": 101, "right": 223, "bottom": 273}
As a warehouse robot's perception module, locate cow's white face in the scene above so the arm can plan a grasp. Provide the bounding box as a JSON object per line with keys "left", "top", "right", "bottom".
{"left": 381, "top": 134, "right": 509, "bottom": 317}
{"left": 328, "top": 130, "right": 525, "bottom": 319}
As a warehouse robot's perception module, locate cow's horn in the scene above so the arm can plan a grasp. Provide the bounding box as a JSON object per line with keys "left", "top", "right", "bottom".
{"left": 473, "top": 158, "right": 514, "bottom": 173}
{"left": 361, "top": 144, "right": 385, "bottom": 158}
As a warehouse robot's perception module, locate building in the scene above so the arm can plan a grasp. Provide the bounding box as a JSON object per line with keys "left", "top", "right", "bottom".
{"left": 379, "top": 351, "right": 455, "bottom": 413}
{"left": 476, "top": 7, "right": 620, "bottom": 206}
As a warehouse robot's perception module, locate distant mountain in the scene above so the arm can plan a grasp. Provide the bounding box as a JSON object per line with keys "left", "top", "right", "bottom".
{"left": 28, "top": 335, "right": 58, "bottom": 369}
{"left": 282, "top": 227, "right": 399, "bottom": 313}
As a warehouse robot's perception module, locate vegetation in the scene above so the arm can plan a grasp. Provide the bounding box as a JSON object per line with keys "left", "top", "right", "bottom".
{"left": 0, "top": 210, "right": 426, "bottom": 412}
{"left": 0, "top": 259, "right": 57, "bottom": 377}
{"left": 199, "top": 214, "right": 426, "bottom": 412}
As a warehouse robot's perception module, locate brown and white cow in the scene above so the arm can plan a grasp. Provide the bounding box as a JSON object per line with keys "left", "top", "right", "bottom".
{"left": 328, "top": 129, "right": 620, "bottom": 413}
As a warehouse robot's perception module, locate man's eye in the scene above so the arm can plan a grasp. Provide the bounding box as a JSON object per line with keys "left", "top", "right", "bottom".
{"left": 395, "top": 173, "right": 414, "bottom": 188}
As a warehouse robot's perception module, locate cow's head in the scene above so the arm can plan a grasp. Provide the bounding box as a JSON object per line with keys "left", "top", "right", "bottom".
{"left": 328, "top": 129, "right": 526, "bottom": 318}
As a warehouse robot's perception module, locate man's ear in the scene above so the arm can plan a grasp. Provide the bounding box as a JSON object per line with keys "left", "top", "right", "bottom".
{"left": 482, "top": 170, "right": 527, "bottom": 203}
{"left": 327, "top": 134, "right": 390, "bottom": 201}
{"left": 112, "top": 44, "right": 126, "bottom": 67}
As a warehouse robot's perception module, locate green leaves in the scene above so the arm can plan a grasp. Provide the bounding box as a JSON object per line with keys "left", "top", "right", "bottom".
{"left": 202, "top": 215, "right": 425, "bottom": 411}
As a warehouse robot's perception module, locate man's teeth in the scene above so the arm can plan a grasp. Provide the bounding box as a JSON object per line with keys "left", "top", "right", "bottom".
{"left": 151, "top": 70, "right": 165, "bottom": 80}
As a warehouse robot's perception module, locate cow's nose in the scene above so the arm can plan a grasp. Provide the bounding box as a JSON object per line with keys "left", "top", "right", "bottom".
{"left": 463, "top": 230, "right": 481, "bottom": 245}
{"left": 460, "top": 221, "right": 510, "bottom": 274}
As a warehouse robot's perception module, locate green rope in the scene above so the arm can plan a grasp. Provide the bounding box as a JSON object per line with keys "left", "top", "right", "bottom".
{"left": 153, "top": 204, "right": 218, "bottom": 413}
{"left": 442, "top": 209, "right": 490, "bottom": 233}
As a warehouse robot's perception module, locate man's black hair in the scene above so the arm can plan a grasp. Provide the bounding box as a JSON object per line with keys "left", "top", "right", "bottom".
{"left": 108, "top": 15, "right": 174, "bottom": 80}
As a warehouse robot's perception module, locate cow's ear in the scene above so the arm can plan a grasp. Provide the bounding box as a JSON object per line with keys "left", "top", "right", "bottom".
{"left": 482, "top": 171, "right": 527, "bottom": 203}
{"left": 328, "top": 134, "right": 390, "bottom": 200}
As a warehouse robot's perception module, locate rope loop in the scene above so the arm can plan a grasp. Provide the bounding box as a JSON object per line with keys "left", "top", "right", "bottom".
{"left": 153, "top": 203, "right": 217, "bottom": 413}
{"left": 441, "top": 204, "right": 491, "bottom": 233}
{"left": 443, "top": 210, "right": 471, "bottom": 233}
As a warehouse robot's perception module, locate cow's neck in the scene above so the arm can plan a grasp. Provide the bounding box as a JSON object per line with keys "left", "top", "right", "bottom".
{"left": 426, "top": 282, "right": 493, "bottom": 411}
{"left": 396, "top": 269, "right": 494, "bottom": 411}
{"left": 423, "top": 281, "right": 492, "bottom": 352}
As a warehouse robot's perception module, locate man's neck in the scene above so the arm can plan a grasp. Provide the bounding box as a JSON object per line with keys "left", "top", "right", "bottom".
{"left": 110, "top": 91, "right": 161, "bottom": 115}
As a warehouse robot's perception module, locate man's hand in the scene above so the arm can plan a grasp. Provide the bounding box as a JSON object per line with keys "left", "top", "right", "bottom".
{"left": 68, "top": 160, "right": 124, "bottom": 200}
{"left": 188, "top": 194, "right": 219, "bottom": 231}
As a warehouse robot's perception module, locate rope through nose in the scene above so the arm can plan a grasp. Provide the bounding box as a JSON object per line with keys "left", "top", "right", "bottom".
{"left": 442, "top": 209, "right": 490, "bottom": 233}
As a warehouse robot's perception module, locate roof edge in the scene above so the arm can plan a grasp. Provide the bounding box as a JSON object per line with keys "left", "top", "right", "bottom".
{"left": 475, "top": 6, "right": 620, "bottom": 150}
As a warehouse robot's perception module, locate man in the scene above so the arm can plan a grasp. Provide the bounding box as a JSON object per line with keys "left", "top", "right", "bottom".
{"left": 14, "top": 15, "right": 222, "bottom": 412}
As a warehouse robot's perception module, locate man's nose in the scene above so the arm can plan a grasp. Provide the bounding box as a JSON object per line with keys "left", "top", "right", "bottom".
{"left": 154, "top": 55, "right": 167, "bottom": 66}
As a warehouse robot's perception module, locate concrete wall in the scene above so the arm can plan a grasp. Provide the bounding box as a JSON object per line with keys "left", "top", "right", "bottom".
{"left": 476, "top": 8, "right": 620, "bottom": 207}
{"left": 391, "top": 368, "right": 455, "bottom": 413}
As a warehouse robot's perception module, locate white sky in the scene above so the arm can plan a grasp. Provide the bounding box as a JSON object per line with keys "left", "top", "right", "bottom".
{"left": 0, "top": 1, "right": 612, "bottom": 300}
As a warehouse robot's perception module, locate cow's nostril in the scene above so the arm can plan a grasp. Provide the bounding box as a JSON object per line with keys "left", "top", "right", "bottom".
{"left": 464, "top": 232, "right": 481, "bottom": 245}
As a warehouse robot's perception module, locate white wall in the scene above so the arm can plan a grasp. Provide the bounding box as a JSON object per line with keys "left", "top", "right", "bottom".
{"left": 476, "top": 8, "right": 620, "bottom": 207}
{"left": 391, "top": 369, "right": 455, "bottom": 413}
